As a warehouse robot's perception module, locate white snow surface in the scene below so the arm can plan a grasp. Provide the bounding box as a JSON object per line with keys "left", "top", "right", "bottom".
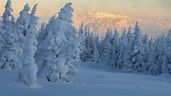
{"left": 0, "top": 62, "right": 171, "bottom": 96}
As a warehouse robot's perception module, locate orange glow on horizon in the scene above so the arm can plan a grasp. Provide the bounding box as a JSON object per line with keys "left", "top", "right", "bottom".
{"left": 0, "top": 0, "right": 170, "bottom": 37}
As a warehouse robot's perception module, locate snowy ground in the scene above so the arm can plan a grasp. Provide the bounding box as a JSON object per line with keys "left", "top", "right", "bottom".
{"left": 0, "top": 62, "right": 171, "bottom": 96}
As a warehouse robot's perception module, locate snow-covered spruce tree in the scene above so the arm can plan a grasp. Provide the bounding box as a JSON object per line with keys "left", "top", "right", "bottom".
{"left": 0, "top": 0, "right": 20, "bottom": 70}
{"left": 0, "top": 27, "right": 20, "bottom": 70}
{"left": 15, "top": 4, "right": 31, "bottom": 69}
{"left": 118, "top": 29, "right": 129, "bottom": 70}
{"left": 78, "top": 23, "right": 99, "bottom": 63}
{"left": 147, "top": 35, "right": 166, "bottom": 75}
{"left": 166, "top": 30, "right": 171, "bottom": 73}
{"left": 116, "top": 29, "right": 126, "bottom": 69}
{"left": 157, "top": 35, "right": 167, "bottom": 74}
{"left": 148, "top": 38, "right": 163, "bottom": 75}
{"left": 108, "top": 28, "right": 119, "bottom": 68}
{"left": 121, "top": 26, "right": 134, "bottom": 72}
{"left": 0, "top": 0, "right": 12, "bottom": 60}
{"left": 92, "top": 35, "right": 100, "bottom": 63}
{"left": 0, "top": 0, "right": 14, "bottom": 50}
{"left": 147, "top": 38, "right": 155, "bottom": 73}
{"left": 100, "top": 29, "right": 113, "bottom": 65}
{"left": 2, "top": 0, "right": 15, "bottom": 31}
{"left": 80, "top": 28, "right": 94, "bottom": 61}
{"left": 79, "top": 22, "right": 87, "bottom": 61}
{"left": 131, "top": 22, "right": 145, "bottom": 72}
{"left": 142, "top": 34, "right": 150, "bottom": 72}
{"left": 37, "top": 3, "right": 80, "bottom": 82}
{"left": 35, "top": 15, "right": 57, "bottom": 72}
{"left": 16, "top": 4, "right": 30, "bottom": 39}
{"left": 37, "top": 15, "right": 56, "bottom": 44}
{"left": 87, "top": 32, "right": 100, "bottom": 63}
{"left": 123, "top": 26, "right": 135, "bottom": 72}
{"left": 18, "top": 4, "right": 38, "bottom": 85}
{"left": 148, "top": 34, "right": 168, "bottom": 75}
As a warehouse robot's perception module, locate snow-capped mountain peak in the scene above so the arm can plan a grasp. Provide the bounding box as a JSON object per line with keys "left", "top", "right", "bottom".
{"left": 74, "top": 11, "right": 171, "bottom": 37}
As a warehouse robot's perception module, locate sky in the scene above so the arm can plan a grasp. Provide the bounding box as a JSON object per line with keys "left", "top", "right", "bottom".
{"left": 0, "top": 0, "right": 171, "bottom": 20}
{"left": 0, "top": 0, "right": 171, "bottom": 37}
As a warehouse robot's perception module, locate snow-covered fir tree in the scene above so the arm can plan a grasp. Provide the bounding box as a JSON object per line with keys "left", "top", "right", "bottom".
{"left": 79, "top": 22, "right": 87, "bottom": 60}
{"left": 79, "top": 28, "right": 94, "bottom": 61}
{"left": 0, "top": 27, "right": 20, "bottom": 70}
{"left": 18, "top": 4, "right": 39, "bottom": 85}
{"left": 16, "top": 4, "right": 30, "bottom": 38}
{"left": 131, "top": 22, "right": 145, "bottom": 72}
{"left": 142, "top": 34, "right": 149, "bottom": 72}
{"left": 1, "top": 0, "right": 14, "bottom": 50}
{"left": 2, "top": 0, "right": 15, "bottom": 31}
{"left": 108, "top": 28, "right": 119, "bottom": 68}
{"left": 157, "top": 35, "right": 167, "bottom": 74}
{"left": 0, "top": 0, "right": 20, "bottom": 70}
{"left": 122, "top": 26, "right": 134, "bottom": 72}
{"left": 118, "top": 29, "right": 129, "bottom": 70}
{"left": 123, "top": 26, "right": 135, "bottom": 72}
{"left": 148, "top": 37, "right": 166, "bottom": 75}
{"left": 100, "top": 29, "right": 113, "bottom": 65}
{"left": 92, "top": 35, "right": 100, "bottom": 63}
{"left": 35, "top": 15, "right": 57, "bottom": 71}
{"left": 147, "top": 38, "right": 155, "bottom": 73}
{"left": 166, "top": 30, "right": 171, "bottom": 73}
{"left": 79, "top": 26, "right": 100, "bottom": 63}
{"left": 36, "top": 2, "right": 80, "bottom": 82}
{"left": 117, "top": 29, "right": 126, "bottom": 69}
{"left": 37, "top": 15, "right": 56, "bottom": 44}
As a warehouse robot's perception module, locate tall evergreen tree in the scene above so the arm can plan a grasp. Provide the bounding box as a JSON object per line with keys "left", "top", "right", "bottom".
{"left": 122, "top": 26, "right": 134, "bottom": 72}
{"left": 157, "top": 35, "right": 167, "bottom": 74}
{"left": 117, "top": 29, "right": 127, "bottom": 69}
{"left": 19, "top": 4, "right": 39, "bottom": 85}
{"left": 142, "top": 34, "right": 149, "bottom": 72}
{"left": 110, "top": 28, "right": 119, "bottom": 68}
{"left": 149, "top": 38, "right": 163, "bottom": 75}
{"left": 0, "top": 0, "right": 20, "bottom": 70}
{"left": 37, "top": 15, "right": 56, "bottom": 44}
{"left": 35, "top": 15, "right": 57, "bottom": 71}
{"left": 16, "top": 4, "right": 31, "bottom": 69}
{"left": 37, "top": 3, "right": 80, "bottom": 82}
{"left": 79, "top": 22, "right": 87, "bottom": 61}
{"left": 131, "top": 22, "right": 145, "bottom": 72}
{"left": 166, "top": 30, "right": 171, "bottom": 73}
{"left": 100, "top": 29, "right": 113, "bottom": 65}
{"left": 148, "top": 38, "right": 157, "bottom": 74}
{"left": 16, "top": 4, "right": 30, "bottom": 38}
{"left": 92, "top": 34, "right": 100, "bottom": 63}
{"left": 2, "top": 0, "right": 14, "bottom": 31}
{"left": 80, "top": 28, "right": 94, "bottom": 61}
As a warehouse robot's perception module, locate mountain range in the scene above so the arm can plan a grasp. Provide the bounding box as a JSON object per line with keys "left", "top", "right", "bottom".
{"left": 1, "top": 13, "right": 171, "bottom": 37}
{"left": 73, "top": 11, "right": 171, "bottom": 37}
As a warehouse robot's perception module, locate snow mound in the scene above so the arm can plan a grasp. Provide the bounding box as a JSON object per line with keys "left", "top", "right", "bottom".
{"left": 28, "top": 83, "right": 42, "bottom": 88}
{"left": 1, "top": 63, "right": 171, "bottom": 96}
